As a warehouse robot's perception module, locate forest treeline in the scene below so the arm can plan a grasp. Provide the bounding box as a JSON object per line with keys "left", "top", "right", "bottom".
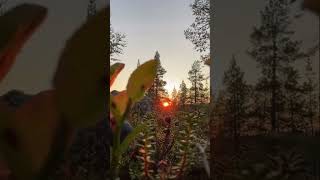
{"left": 212, "top": 0, "right": 320, "bottom": 142}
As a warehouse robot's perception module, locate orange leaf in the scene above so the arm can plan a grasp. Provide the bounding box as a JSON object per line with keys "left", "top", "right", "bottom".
{"left": 0, "top": 4, "right": 47, "bottom": 82}
{"left": 110, "top": 63, "right": 125, "bottom": 88}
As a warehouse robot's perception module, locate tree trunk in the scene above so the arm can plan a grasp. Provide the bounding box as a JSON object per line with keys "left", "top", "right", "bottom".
{"left": 271, "top": 31, "right": 278, "bottom": 132}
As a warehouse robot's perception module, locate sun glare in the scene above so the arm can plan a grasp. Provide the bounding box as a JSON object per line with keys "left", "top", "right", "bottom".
{"left": 162, "top": 101, "right": 170, "bottom": 107}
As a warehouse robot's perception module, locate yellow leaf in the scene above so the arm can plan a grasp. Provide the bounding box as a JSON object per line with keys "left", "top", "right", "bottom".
{"left": 126, "top": 60, "right": 158, "bottom": 103}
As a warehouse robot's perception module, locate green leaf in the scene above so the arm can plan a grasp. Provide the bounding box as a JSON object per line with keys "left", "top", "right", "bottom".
{"left": 0, "top": 90, "right": 60, "bottom": 179}
{"left": 119, "top": 123, "right": 146, "bottom": 156}
{"left": 0, "top": 4, "right": 47, "bottom": 82}
{"left": 110, "top": 63, "right": 125, "bottom": 88}
{"left": 126, "top": 60, "right": 158, "bottom": 103}
{"left": 53, "top": 8, "right": 108, "bottom": 127}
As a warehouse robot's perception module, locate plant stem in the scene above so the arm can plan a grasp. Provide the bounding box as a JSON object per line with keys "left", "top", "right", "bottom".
{"left": 110, "top": 100, "right": 132, "bottom": 179}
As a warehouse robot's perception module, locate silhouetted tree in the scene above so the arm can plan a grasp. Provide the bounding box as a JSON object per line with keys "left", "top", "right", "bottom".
{"left": 282, "top": 66, "right": 305, "bottom": 132}
{"left": 223, "top": 56, "right": 249, "bottom": 150}
{"left": 178, "top": 80, "right": 188, "bottom": 109}
{"left": 211, "top": 90, "right": 227, "bottom": 137}
{"left": 110, "top": 26, "right": 126, "bottom": 59}
{"left": 248, "top": 0, "right": 304, "bottom": 132}
{"left": 248, "top": 86, "right": 269, "bottom": 134}
{"left": 200, "top": 79, "right": 210, "bottom": 104}
{"left": 188, "top": 60, "right": 206, "bottom": 105}
{"left": 87, "top": 0, "right": 126, "bottom": 61}
{"left": 146, "top": 51, "right": 168, "bottom": 107}
{"left": 302, "top": 58, "right": 317, "bottom": 135}
{"left": 171, "top": 86, "right": 178, "bottom": 107}
{"left": 185, "top": 0, "right": 209, "bottom": 53}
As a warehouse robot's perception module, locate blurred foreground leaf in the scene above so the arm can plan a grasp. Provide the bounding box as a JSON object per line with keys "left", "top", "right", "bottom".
{"left": 0, "top": 90, "right": 59, "bottom": 179}
{"left": 0, "top": 4, "right": 47, "bottom": 82}
{"left": 53, "top": 8, "right": 108, "bottom": 127}
{"left": 110, "top": 63, "right": 125, "bottom": 88}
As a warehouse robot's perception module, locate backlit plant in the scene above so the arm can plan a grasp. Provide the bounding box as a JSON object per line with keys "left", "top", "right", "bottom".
{"left": 109, "top": 60, "right": 158, "bottom": 179}
{"left": 127, "top": 109, "right": 210, "bottom": 179}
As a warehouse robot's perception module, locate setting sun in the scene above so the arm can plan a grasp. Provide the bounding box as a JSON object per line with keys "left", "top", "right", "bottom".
{"left": 162, "top": 101, "right": 170, "bottom": 107}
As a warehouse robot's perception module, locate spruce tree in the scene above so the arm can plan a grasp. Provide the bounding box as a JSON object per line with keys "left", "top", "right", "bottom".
{"left": 201, "top": 79, "right": 210, "bottom": 104}
{"left": 147, "top": 51, "right": 167, "bottom": 107}
{"left": 171, "top": 86, "right": 179, "bottom": 107}
{"left": 223, "top": 56, "right": 249, "bottom": 150}
{"left": 249, "top": 87, "right": 269, "bottom": 134}
{"left": 188, "top": 60, "right": 205, "bottom": 105}
{"left": 302, "top": 58, "right": 317, "bottom": 135}
{"left": 282, "top": 66, "right": 305, "bottom": 132}
{"left": 248, "top": 0, "right": 304, "bottom": 132}
{"left": 178, "top": 80, "right": 188, "bottom": 109}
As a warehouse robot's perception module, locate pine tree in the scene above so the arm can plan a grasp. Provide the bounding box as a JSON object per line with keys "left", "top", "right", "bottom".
{"left": 282, "top": 67, "right": 305, "bottom": 132}
{"left": 249, "top": 87, "right": 269, "bottom": 134}
{"left": 178, "top": 81, "right": 188, "bottom": 109}
{"left": 223, "top": 56, "right": 249, "bottom": 150}
{"left": 188, "top": 60, "right": 205, "bottom": 105}
{"left": 211, "top": 90, "right": 227, "bottom": 137}
{"left": 87, "top": 0, "right": 126, "bottom": 62}
{"left": 302, "top": 58, "right": 317, "bottom": 135}
{"left": 110, "top": 26, "right": 126, "bottom": 59}
{"left": 185, "top": 0, "right": 210, "bottom": 68}
{"left": 248, "top": 0, "right": 304, "bottom": 132}
{"left": 147, "top": 51, "right": 167, "bottom": 108}
{"left": 171, "top": 86, "right": 179, "bottom": 107}
{"left": 200, "top": 79, "right": 210, "bottom": 104}
{"left": 185, "top": 0, "right": 210, "bottom": 53}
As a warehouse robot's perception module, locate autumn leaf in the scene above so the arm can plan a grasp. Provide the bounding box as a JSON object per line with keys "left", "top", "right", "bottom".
{"left": 0, "top": 4, "right": 47, "bottom": 82}
{"left": 0, "top": 90, "right": 60, "bottom": 179}
{"left": 110, "top": 63, "right": 125, "bottom": 88}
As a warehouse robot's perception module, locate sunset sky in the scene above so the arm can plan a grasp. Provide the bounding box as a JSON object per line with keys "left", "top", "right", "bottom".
{"left": 1, "top": 0, "right": 316, "bottom": 97}
{"left": 110, "top": 0, "right": 209, "bottom": 95}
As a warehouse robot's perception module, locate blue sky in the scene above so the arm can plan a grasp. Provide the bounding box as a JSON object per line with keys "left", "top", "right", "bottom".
{"left": 110, "top": 0, "right": 209, "bottom": 94}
